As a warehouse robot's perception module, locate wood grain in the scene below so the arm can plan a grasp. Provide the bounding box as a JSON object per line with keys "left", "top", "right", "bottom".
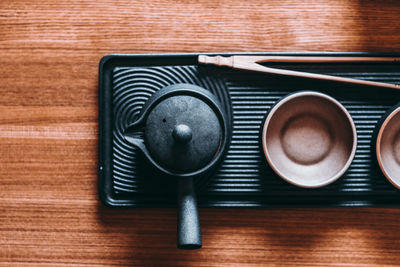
{"left": 1, "top": 0, "right": 400, "bottom": 266}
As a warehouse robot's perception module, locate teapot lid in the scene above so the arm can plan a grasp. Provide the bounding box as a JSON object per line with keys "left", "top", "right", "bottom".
{"left": 144, "top": 86, "right": 223, "bottom": 173}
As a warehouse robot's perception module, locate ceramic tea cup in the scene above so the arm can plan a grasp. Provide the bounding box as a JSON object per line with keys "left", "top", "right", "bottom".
{"left": 261, "top": 91, "right": 357, "bottom": 188}
{"left": 374, "top": 103, "right": 400, "bottom": 189}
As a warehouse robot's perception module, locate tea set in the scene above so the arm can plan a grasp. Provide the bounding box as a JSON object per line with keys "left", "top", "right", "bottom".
{"left": 99, "top": 54, "right": 400, "bottom": 249}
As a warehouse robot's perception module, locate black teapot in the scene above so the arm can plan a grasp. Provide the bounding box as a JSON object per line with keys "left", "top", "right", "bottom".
{"left": 124, "top": 84, "right": 230, "bottom": 249}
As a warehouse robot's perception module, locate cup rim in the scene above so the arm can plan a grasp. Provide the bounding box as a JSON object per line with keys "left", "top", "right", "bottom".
{"left": 376, "top": 105, "right": 400, "bottom": 189}
{"left": 262, "top": 91, "right": 357, "bottom": 188}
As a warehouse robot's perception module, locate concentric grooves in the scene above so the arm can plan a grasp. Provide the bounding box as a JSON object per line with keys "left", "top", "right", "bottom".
{"left": 112, "top": 65, "right": 231, "bottom": 194}
{"left": 108, "top": 59, "right": 400, "bottom": 207}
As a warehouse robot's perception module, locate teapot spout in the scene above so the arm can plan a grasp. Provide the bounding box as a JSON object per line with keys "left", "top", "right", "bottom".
{"left": 124, "top": 117, "right": 147, "bottom": 152}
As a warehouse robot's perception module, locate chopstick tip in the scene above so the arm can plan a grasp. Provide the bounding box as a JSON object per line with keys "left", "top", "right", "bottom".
{"left": 198, "top": 55, "right": 207, "bottom": 64}
{"left": 198, "top": 55, "right": 234, "bottom": 67}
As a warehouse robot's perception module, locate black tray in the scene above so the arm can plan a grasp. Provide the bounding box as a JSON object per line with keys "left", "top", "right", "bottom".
{"left": 98, "top": 52, "right": 400, "bottom": 207}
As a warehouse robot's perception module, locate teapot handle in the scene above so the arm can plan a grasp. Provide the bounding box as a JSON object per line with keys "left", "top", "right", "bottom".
{"left": 177, "top": 177, "right": 202, "bottom": 249}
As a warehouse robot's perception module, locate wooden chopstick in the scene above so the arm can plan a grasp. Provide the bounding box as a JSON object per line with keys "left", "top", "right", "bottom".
{"left": 198, "top": 55, "right": 400, "bottom": 90}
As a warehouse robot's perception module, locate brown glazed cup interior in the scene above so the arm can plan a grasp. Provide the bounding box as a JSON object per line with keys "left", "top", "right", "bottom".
{"left": 262, "top": 91, "right": 357, "bottom": 188}
{"left": 376, "top": 106, "right": 400, "bottom": 189}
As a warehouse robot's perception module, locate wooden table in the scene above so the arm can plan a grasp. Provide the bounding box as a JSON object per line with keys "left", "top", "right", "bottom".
{"left": 1, "top": 1, "right": 400, "bottom": 266}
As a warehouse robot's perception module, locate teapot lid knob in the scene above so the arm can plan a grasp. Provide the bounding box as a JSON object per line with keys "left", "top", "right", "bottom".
{"left": 172, "top": 124, "right": 192, "bottom": 144}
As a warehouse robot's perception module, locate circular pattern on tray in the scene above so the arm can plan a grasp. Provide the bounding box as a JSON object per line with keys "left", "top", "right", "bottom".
{"left": 112, "top": 65, "right": 231, "bottom": 193}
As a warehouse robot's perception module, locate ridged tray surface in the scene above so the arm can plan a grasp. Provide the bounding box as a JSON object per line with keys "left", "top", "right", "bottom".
{"left": 101, "top": 55, "right": 400, "bottom": 207}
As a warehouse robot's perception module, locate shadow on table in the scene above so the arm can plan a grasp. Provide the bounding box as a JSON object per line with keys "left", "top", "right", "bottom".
{"left": 97, "top": 206, "right": 400, "bottom": 266}
{"left": 354, "top": 0, "right": 400, "bottom": 51}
